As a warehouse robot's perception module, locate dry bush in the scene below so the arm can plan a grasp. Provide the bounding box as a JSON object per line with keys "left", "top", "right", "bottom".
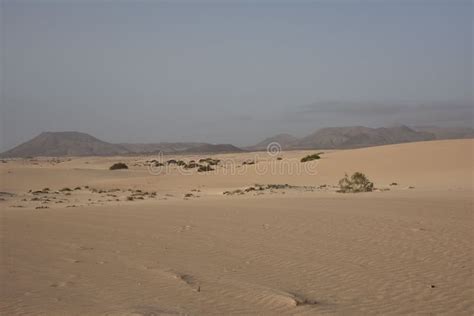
{"left": 109, "top": 162, "right": 128, "bottom": 170}
{"left": 338, "top": 172, "right": 374, "bottom": 193}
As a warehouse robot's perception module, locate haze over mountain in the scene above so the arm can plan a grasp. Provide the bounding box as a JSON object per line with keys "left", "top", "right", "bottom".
{"left": 412, "top": 126, "right": 474, "bottom": 140}
{"left": 2, "top": 125, "right": 472, "bottom": 158}
{"left": 2, "top": 2, "right": 471, "bottom": 151}
{"left": 248, "top": 134, "right": 300, "bottom": 150}
{"left": 118, "top": 142, "right": 208, "bottom": 154}
{"left": 295, "top": 125, "right": 435, "bottom": 149}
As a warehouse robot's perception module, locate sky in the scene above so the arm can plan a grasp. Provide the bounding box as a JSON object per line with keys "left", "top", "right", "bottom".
{"left": 1, "top": 0, "right": 472, "bottom": 150}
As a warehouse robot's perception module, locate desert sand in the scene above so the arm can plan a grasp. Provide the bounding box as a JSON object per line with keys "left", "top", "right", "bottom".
{"left": 1, "top": 139, "right": 473, "bottom": 315}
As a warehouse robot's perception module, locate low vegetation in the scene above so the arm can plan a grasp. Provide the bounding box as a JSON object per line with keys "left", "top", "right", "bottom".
{"left": 300, "top": 153, "right": 322, "bottom": 163}
{"left": 199, "top": 158, "right": 220, "bottom": 166}
{"left": 197, "top": 165, "right": 214, "bottom": 172}
{"left": 338, "top": 172, "right": 374, "bottom": 193}
{"left": 109, "top": 162, "right": 128, "bottom": 170}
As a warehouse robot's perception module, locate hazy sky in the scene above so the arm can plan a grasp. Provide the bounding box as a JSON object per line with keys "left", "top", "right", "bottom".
{"left": 1, "top": 0, "right": 472, "bottom": 150}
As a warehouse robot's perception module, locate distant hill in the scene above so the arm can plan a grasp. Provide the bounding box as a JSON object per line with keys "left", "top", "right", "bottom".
{"left": 2, "top": 125, "right": 471, "bottom": 158}
{"left": 251, "top": 125, "right": 439, "bottom": 150}
{"left": 296, "top": 125, "right": 435, "bottom": 149}
{"left": 119, "top": 142, "right": 208, "bottom": 154}
{"left": 247, "top": 133, "right": 299, "bottom": 150}
{"left": 0, "top": 132, "right": 129, "bottom": 157}
{"left": 412, "top": 126, "right": 474, "bottom": 140}
{"left": 182, "top": 144, "right": 245, "bottom": 154}
{"left": 0, "top": 132, "right": 245, "bottom": 158}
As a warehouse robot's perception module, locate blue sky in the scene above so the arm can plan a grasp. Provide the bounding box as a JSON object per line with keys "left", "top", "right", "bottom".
{"left": 1, "top": 0, "right": 472, "bottom": 149}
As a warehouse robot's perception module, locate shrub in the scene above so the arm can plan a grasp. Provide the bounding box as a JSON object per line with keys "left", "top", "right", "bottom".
{"left": 338, "top": 172, "right": 374, "bottom": 193}
{"left": 185, "top": 162, "right": 199, "bottom": 169}
{"left": 301, "top": 153, "right": 321, "bottom": 163}
{"left": 199, "top": 158, "right": 220, "bottom": 165}
{"left": 197, "top": 165, "right": 214, "bottom": 172}
{"left": 109, "top": 162, "right": 128, "bottom": 170}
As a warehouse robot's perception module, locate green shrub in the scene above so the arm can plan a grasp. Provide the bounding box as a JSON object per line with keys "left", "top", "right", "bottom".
{"left": 338, "top": 172, "right": 374, "bottom": 193}
{"left": 109, "top": 162, "right": 128, "bottom": 170}
{"left": 301, "top": 153, "right": 321, "bottom": 163}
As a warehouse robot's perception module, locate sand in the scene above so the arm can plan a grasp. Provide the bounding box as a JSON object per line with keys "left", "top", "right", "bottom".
{"left": 1, "top": 139, "right": 473, "bottom": 315}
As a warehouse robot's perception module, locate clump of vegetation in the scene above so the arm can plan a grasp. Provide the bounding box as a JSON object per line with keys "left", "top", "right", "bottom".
{"left": 242, "top": 160, "right": 255, "bottom": 165}
{"left": 199, "top": 158, "right": 220, "bottom": 166}
{"left": 301, "top": 153, "right": 321, "bottom": 163}
{"left": 167, "top": 159, "right": 177, "bottom": 165}
{"left": 223, "top": 189, "right": 244, "bottom": 196}
{"left": 197, "top": 165, "right": 214, "bottom": 172}
{"left": 338, "top": 172, "right": 374, "bottom": 193}
{"left": 109, "top": 162, "right": 128, "bottom": 170}
{"left": 185, "top": 162, "right": 199, "bottom": 169}
{"left": 277, "top": 157, "right": 283, "bottom": 161}
{"left": 60, "top": 187, "right": 72, "bottom": 192}
{"left": 177, "top": 160, "right": 187, "bottom": 167}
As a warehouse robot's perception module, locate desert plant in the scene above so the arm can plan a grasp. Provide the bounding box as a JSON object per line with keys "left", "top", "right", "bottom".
{"left": 185, "top": 162, "right": 199, "bottom": 169}
{"left": 197, "top": 165, "right": 214, "bottom": 172}
{"left": 199, "top": 158, "right": 220, "bottom": 165}
{"left": 338, "top": 172, "right": 374, "bottom": 193}
{"left": 109, "top": 162, "right": 128, "bottom": 170}
{"left": 301, "top": 153, "right": 321, "bottom": 163}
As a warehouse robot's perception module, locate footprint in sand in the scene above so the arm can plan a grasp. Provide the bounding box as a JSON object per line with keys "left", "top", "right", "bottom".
{"left": 177, "top": 225, "right": 193, "bottom": 233}
{"left": 171, "top": 272, "right": 201, "bottom": 292}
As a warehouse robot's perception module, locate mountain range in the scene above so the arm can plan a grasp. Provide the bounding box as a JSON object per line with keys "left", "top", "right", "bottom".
{"left": 1, "top": 126, "right": 473, "bottom": 158}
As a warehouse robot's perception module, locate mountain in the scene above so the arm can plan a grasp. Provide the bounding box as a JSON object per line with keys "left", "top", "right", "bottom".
{"left": 248, "top": 133, "right": 299, "bottom": 150}
{"left": 0, "top": 132, "right": 245, "bottom": 158}
{"left": 2, "top": 125, "right": 471, "bottom": 158}
{"left": 412, "top": 126, "right": 474, "bottom": 140}
{"left": 0, "top": 132, "right": 129, "bottom": 158}
{"left": 119, "top": 142, "right": 208, "bottom": 154}
{"left": 295, "top": 125, "right": 435, "bottom": 149}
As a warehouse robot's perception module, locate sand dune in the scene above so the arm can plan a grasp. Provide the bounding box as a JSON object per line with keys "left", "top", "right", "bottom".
{"left": 1, "top": 139, "right": 473, "bottom": 315}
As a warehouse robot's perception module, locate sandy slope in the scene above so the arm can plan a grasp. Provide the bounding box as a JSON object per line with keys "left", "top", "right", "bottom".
{"left": 1, "top": 139, "right": 473, "bottom": 315}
